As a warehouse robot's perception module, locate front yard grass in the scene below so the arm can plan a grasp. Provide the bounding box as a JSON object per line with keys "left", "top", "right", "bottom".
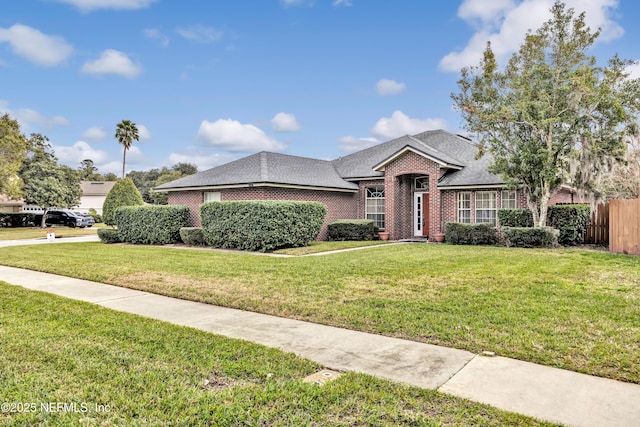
{"left": 0, "top": 283, "right": 550, "bottom": 426}
{"left": 0, "top": 226, "right": 100, "bottom": 241}
{"left": 0, "top": 243, "right": 638, "bottom": 384}
{"left": 273, "top": 239, "right": 392, "bottom": 255}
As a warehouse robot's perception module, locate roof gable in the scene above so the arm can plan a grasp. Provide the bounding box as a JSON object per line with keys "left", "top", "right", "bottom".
{"left": 156, "top": 129, "right": 505, "bottom": 192}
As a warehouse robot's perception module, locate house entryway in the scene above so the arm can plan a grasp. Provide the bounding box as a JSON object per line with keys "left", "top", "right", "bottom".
{"left": 414, "top": 192, "right": 429, "bottom": 237}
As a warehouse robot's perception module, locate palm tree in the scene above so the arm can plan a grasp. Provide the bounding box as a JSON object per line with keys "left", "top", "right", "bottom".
{"left": 115, "top": 120, "right": 139, "bottom": 179}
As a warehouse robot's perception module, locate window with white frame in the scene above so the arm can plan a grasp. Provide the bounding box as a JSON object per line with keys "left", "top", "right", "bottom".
{"left": 366, "top": 186, "right": 385, "bottom": 229}
{"left": 414, "top": 176, "right": 430, "bottom": 191}
{"left": 475, "top": 191, "right": 497, "bottom": 225}
{"left": 204, "top": 191, "right": 221, "bottom": 203}
{"left": 501, "top": 190, "right": 516, "bottom": 209}
{"left": 457, "top": 192, "right": 471, "bottom": 223}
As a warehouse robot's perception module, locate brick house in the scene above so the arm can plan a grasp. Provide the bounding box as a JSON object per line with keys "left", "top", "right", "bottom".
{"left": 156, "top": 129, "right": 577, "bottom": 241}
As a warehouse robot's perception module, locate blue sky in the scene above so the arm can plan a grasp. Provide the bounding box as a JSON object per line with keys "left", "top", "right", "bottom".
{"left": 2, "top": 0, "right": 639, "bottom": 175}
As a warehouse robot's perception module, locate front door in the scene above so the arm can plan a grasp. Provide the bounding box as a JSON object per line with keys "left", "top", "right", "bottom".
{"left": 414, "top": 192, "right": 430, "bottom": 237}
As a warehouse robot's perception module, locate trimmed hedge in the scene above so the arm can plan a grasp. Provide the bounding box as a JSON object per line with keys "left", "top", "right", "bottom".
{"left": 0, "top": 213, "right": 37, "bottom": 228}
{"left": 116, "top": 205, "right": 190, "bottom": 245}
{"left": 445, "top": 222, "right": 497, "bottom": 245}
{"left": 327, "top": 219, "right": 375, "bottom": 241}
{"left": 501, "top": 226, "right": 559, "bottom": 248}
{"left": 498, "top": 208, "right": 533, "bottom": 227}
{"left": 547, "top": 204, "right": 591, "bottom": 246}
{"left": 180, "top": 227, "right": 206, "bottom": 246}
{"left": 97, "top": 228, "right": 121, "bottom": 244}
{"left": 201, "top": 201, "right": 327, "bottom": 252}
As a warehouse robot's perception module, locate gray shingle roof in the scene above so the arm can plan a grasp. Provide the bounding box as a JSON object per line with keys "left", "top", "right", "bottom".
{"left": 155, "top": 151, "right": 358, "bottom": 191}
{"left": 156, "top": 129, "right": 505, "bottom": 191}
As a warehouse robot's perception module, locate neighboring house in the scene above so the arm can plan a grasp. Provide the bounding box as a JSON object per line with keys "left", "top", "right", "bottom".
{"left": 0, "top": 194, "right": 23, "bottom": 213}
{"left": 156, "top": 130, "right": 581, "bottom": 241}
{"left": 76, "top": 181, "right": 116, "bottom": 214}
{"left": 1, "top": 181, "right": 115, "bottom": 215}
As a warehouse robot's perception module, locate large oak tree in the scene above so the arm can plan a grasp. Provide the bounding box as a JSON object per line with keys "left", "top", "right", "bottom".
{"left": 452, "top": 2, "right": 640, "bottom": 226}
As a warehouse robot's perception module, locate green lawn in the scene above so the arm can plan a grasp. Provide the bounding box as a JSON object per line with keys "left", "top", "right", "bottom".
{"left": 0, "top": 283, "right": 551, "bottom": 426}
{"left": 1, "top": 243, "right": 638, "bottom": 385}
{"left": 273, "top": 239, "right": 393, "bottom": 255}
{"left": 0, "top": 225, "right": 101, "bottom": 241}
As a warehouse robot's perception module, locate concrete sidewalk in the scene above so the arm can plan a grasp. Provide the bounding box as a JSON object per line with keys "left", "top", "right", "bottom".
{"left": 1, "top": 265, "right": 639, "bottom": 427}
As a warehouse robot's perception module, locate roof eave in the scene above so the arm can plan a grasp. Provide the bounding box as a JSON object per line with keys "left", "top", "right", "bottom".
{"left": 155, "top": 182, "right": 358, "bottom": 193}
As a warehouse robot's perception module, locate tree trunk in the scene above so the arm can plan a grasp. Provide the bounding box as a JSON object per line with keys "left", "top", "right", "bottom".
{"left": 538, "top": 186, "right": 552, "bottom": 227}
{"left": 40, "top": 208, "right": 48, "bottom": 228}
{"left": 122, "top": 148, "right": 127, "bottom": 179}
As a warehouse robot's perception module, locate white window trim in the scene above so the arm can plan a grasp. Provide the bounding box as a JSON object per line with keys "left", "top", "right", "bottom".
{"left": 204, "top": 191, "right": 221, "bottom": 203}
{"left": 501, "top": 190, "right": 517, "bottom": 209}
{"left": 457, "top": 192, "right": 471, "bottom": 223}
{"left": 365, "top": 186, "right": 385, "bottom": 230}
{"left": 475, "top": 191, "right": 497, "bottom": 225}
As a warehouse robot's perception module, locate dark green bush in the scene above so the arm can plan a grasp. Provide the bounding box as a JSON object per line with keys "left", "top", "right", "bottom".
{"left": 498, "top": 209, "right": 533, "bottom": 227}
{"left": 116, "top": 205, "right": 190, "bottom": 245}
{"left": 547, "top": 204, "right": 591, "bottom": 246}
{"left": 445, "top": 222, "right": 497, "bottom": 245}
{"left": 102, "top": 178, "right": 144, "bottom": 226}
{"left": 180, "top": 227, "right": 206, "bottom": 246}
{"left": 501, "top": 226, "right": 559, "bottom": 248}
{"left": 0, "top": 213, "right": 37, "bottom": 228}
{"left": 97, "top": 228, "right": 121, "bottom": 244}
{"left": 328, "top": 219, "right": 375, "bottom": 241}
{"left": 201, "top": 201, "right": 327, "bottom": 252}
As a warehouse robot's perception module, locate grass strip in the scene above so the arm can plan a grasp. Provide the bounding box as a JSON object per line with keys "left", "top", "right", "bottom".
{"left": 0, "top": 283, "right": 552, "bottom": 426}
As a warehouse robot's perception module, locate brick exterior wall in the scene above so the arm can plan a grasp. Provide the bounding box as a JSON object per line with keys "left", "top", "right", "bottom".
{"left": 169, "top": 187, "right": 358, "bottom": 240}
{"left": 382, "top": 151, "right": 446, "bottom": 240}
{"left": 167, "top": 153, "right": 587, "bottom": 243}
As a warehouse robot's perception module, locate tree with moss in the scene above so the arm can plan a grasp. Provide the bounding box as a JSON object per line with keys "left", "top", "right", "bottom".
{"left": 19, "top": 134, "right": 82, "bottom": 227}
{"left": 452, "top": 2, "right": 640, "bottom": 226}
{"left": 0, "top": 114, "right": 28, "bottom": 199}
{"left": 102, "top": 178, "right": 144, "bottom": 226}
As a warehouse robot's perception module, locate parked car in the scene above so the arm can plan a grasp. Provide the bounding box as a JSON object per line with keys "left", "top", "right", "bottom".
{"left": 74, "top": 212, "right": 95, "bottom": 227}
{"left": 43, "top": 209, "right": 91, "bottom": 228}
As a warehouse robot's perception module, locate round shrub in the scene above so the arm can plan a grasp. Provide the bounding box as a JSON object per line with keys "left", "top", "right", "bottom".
{"left": 180, "top": 227, "right": 206, "bottom": 246}
{"left": 102, "top": 178, "right": 144, "bottom": 226}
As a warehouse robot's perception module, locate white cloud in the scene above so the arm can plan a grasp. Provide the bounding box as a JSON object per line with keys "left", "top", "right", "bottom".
{"left": 439, "top": 0, "right": 624, "bottom": 72}
{"left": 338, "top": 136, "right": 379, "bottom": 153}
{"left": 0, "top": 24, "right": 73, "bottom": 67}
{"left": 168, "top": 151, "right": 235, "bottom": 171}
{"left": 371, "top": 110, "right": 447, "bottom": 139}
{"left": 82, "top": 126, "right": 106, "bottom": 141}
{"left": 281, "top": 0, "right": 313, "bottom": 7}
{"left": 333, "top": 0, "right": 352, "bottom": 6}
{"left": 375, "top": 78, "right": 406, "bottom": 96}
{"left": 271, "top": 112, "right": 300, "bottom": 132}
{"left": 0, "top": 100, "right": 69, "bottom": 131}
{"left": 53, "top": 141, "right": 110, "bottom": 165}
{"left": 626, "top": 61, "right": 640, "bottom": 79}
{"left": 143, "top": 28, "right": 169, "bottom": 47}
{"left": 81, "top": 49, "right": 142, "bottom": 79}
{"left": 137, "top": 124, "right": 151, "bottom": 140}
{"left": 197, "top": 119, "right": 286, "bottom": 152}
{"left": 51, "top": 0, "right": 157, "bottom": 12}
{"left": 175, "top": 25, "right": 223, "bottom": 44}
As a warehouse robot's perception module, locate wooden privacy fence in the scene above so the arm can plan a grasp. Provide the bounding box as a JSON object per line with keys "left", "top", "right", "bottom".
{"left": 609, "top": 199, "right": 640, "bottom": 255}
{"left": 584, "top": 202, "right": 609, "bottom": 245}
